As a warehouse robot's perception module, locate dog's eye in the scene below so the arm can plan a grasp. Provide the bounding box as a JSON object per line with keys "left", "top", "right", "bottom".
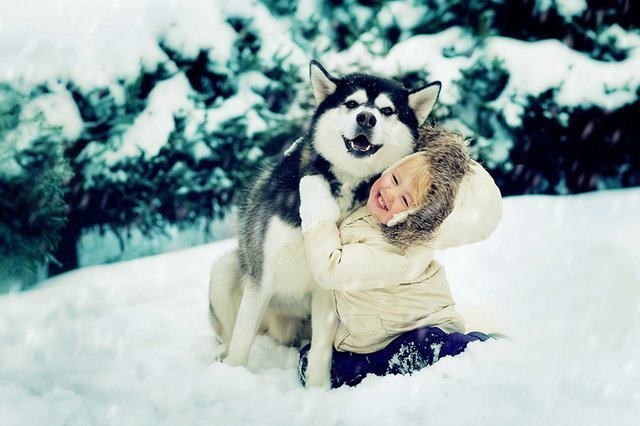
{"left": 381, "top": 107, "right": 394, "bottom": 116}
{"left": 344, "top": 100, "right": 358, "bottom": 109}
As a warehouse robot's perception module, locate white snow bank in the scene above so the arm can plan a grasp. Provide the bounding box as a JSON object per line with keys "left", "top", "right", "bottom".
{"left": 0, "top": 0, "right": 168, "bottom": 92}
{"left": 3, "top": 1, "right": 639, "bottom": 152}
{"left": 0, "top": 0, "right": 242, "bottom": 92}
{"left": 21, "top": 91, "right": 84, "bottom": 140}
{"left": 318, "top": 24, "right": 640, "bottom": 123}
{"left": 486, "top": 36, "right": 640, "bottom": 126}
{"left": 0, "top": 0, "right": 301, "bottom": 92}
{"left": 104, "top": 74, "right": 195, "bottom": 164}
{"left": 319, "top": 27, "right": 475, "bottom": 106}
{"left": 538, "top": 0, "right": 588, "bottom": 19}
{"left": 1, "top": 189, "right": 639, "bottom": 425}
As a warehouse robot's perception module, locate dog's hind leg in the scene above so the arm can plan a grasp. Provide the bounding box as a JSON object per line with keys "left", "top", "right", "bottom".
{"left": 264, "top": 312, "right": 310, "bottom": 346}
{"left": 209, "top": 250, "right": 243, "bottom": 346}
{"left": 224, "top": 276, "right": 274, "bottom": 367}
{"left": 304, "top": 288, "right": 338, "bottom": 388}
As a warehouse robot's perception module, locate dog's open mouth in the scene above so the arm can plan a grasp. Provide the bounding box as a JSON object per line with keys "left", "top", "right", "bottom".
{"left": 342, "top": 134, "right": 382, "bottom": 157}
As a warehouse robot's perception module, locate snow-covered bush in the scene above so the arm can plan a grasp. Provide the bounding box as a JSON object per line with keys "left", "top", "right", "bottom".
{"left": 47, "top": 54, "right": 305, "bottom": 275}
{"left": 0, "top": 0, "right": 638, "bottom": 281}
{"left": 500, "top": 89, "right": 640, "bottom": 195}
{"left": 0, "top": 86, "right": 70, "bottom": 289}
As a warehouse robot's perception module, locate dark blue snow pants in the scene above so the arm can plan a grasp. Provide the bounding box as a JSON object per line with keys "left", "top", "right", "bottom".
{"left": 299, "top": 326, "right": 490, "bottom": 388}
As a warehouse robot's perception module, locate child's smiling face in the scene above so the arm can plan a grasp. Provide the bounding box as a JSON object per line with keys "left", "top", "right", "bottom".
{"left": 366, "top": 156, "right": 425, "bottom": 225}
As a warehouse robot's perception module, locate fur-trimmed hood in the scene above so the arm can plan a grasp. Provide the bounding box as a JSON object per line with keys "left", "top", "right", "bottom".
{"left": 381, "top": 124, "right": 503, "bottom": 250}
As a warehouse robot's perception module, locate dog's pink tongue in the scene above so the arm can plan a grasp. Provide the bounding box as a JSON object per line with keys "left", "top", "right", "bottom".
{"left": 352, "top": 135, "right": 370, "bottom": 150}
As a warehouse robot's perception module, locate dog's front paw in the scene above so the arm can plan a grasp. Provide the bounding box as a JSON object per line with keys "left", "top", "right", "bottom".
{"left": 305, "top": 366, "right": 331, "bottom": 389}
{"left": 211, "top": 344, "right": 227, "bottom": 363}
{"left": 299, "top": 175, "right": 340, "bottom": 232}
{"left": 223, "top": 353, "right": 248, "bottom": 367}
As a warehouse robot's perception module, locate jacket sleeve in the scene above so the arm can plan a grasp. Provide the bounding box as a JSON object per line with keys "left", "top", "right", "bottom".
{"left": 302, "top": 222, "right": 435, "bottom": 291}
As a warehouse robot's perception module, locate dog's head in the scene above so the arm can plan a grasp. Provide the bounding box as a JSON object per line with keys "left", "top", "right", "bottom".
{"left": 309, "top": 60, "right": 441, "bottom": 180}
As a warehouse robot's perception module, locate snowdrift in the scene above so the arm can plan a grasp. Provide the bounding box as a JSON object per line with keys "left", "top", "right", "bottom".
{"left": 1, "top": 189, "right": 639, "bottom": 425}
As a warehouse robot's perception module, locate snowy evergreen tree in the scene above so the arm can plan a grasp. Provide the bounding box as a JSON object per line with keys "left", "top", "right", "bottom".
{"left": 0, "top": 86, "right": 70, "bottom": 290}
{"left": 368, "top": 0, "right": 640, "bottom": 194}
{"left": 1, "top": 0, "right": 638, "bottom": 281}
{"left": 44, "top": 16, "right": 307, "bottom": 275}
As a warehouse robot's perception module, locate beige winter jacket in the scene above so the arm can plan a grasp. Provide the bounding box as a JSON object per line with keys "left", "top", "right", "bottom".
{"left": 302, "top": 161, "right": 502, "bottom": 353}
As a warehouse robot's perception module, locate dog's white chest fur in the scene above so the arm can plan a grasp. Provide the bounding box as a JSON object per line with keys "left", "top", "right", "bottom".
{"left": 262, "top": 183, "right": 357, "bottom": 298}
{"left": 332, "top": 170, "right": 362, "bottom": 219}
{"left": 262, "top": 216, "right": 314, "bottom": 298}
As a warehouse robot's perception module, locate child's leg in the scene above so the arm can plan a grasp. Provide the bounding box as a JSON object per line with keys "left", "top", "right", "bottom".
{"left": 299, "top": 344, "right": 373, "bottom": 388}
{"left": 298, "top": 328, "right": 491, "bottom": 388}
{"left": 439, "top": 330, "right": 490, "bottom": 360}
{"left": 383, "top": 326, "right": 450, "bottom": 375}
{"left": 351, "top": 327, "right": 489, "bottom": 377}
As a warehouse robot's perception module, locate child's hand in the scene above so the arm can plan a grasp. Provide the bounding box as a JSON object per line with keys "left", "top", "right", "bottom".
{"left": 299, "top": 175, "right": 341, "bottom": 232}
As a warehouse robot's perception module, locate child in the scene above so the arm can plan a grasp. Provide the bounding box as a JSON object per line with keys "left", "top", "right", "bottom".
{"left": 297, "top": 124, "right": 503, "bottom": 388}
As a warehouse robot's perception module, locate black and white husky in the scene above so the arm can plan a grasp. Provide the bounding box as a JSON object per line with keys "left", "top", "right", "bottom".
{"left": 209, "top": 60, "right": 441, "bottom": 387}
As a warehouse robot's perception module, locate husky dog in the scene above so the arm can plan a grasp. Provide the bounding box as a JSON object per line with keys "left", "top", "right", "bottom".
{"left": 209, "top": 60, "right": 441, "bottom": 387}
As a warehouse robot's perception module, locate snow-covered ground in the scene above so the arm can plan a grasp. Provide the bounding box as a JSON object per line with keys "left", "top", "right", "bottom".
{"left": 1, "top": 189, "right": 639, "bottom": 425}
{"left": 2, "top": 2, "right": 639, "bottom": 423}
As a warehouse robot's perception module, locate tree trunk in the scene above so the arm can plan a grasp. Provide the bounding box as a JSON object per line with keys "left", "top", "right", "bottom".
{"left": 48, "top": 224, "right": 81, "bottom": 277}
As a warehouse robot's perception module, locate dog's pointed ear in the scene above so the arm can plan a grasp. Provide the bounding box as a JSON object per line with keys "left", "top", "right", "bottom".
{"left": 310, "top": 60, "right": 338, "bottom": 105}
{"left": 408, "top": 81, "right": 441, "bottom": 125}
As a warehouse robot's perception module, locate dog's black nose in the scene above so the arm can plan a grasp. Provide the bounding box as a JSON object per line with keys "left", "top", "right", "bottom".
{"left": 356, "top": 111, "right": 377, "bottom": 129}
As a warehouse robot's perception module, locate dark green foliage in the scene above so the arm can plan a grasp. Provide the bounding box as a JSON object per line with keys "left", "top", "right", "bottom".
{"left": 411, "top": 0, "right": 496, "bottom": 37}
{"left": 0, "top": 88, "right": 70, "bottom": 288}
{"left": 124, "top": 64, "right": 175, "bottom": 111}
{"left": 64, "top": 65, "right": 173, "bottom": 159}
{"left": 88, "top": 114, "right": 303, "bottom": 238}
{"left": 45, "top": 48, "right": 303, "bottom": 274}
{"left": 0, "top": 85, "right": 21, "bottom": 131}
{"left": 407, "top": 0, "right": 637, "bottom": 61}
{"left": 496, "top": 91, "right": 640, "bottom": 195}
{"left": 453, "top": 58, "right": 511, "bottom": 146}
{"left": 0, "top": 147, "right": 68, "bottom": 289}
{"left": 34, "top": 14, "right": 314, "bottom": 275}
{"left": 317, "top": 0, "right": 388, "bottom": 50}
{"left": 157, "top": 46, "right": 234, "bottom": 106}
{"left": 259, "top": 59, "right": 304, "bottom": 114}
{"left": 2, "top": 0, "right": 639, "bottom": 283}
{"left": 448, "top": 53, "right": 640, "bottom": 196}
{"left": 300, "top": 0, "right": 635, "bottom": 60}
{"left": 488, "top": 0, "right": 633, "bottom": 61}
{"left": 261, "top": 0, "right": 298, "bottom": 16}
{"left": 383, "top": 22, "right": 402, "bottom": 47}
{"left": 227, "top": 17, "right": 262, "bottom": 71}
{"left": 398, "top": 70, "right": 434, "bottom": 91}
{"left": 458, "top": 58, "right": 509, "bottom": 104}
